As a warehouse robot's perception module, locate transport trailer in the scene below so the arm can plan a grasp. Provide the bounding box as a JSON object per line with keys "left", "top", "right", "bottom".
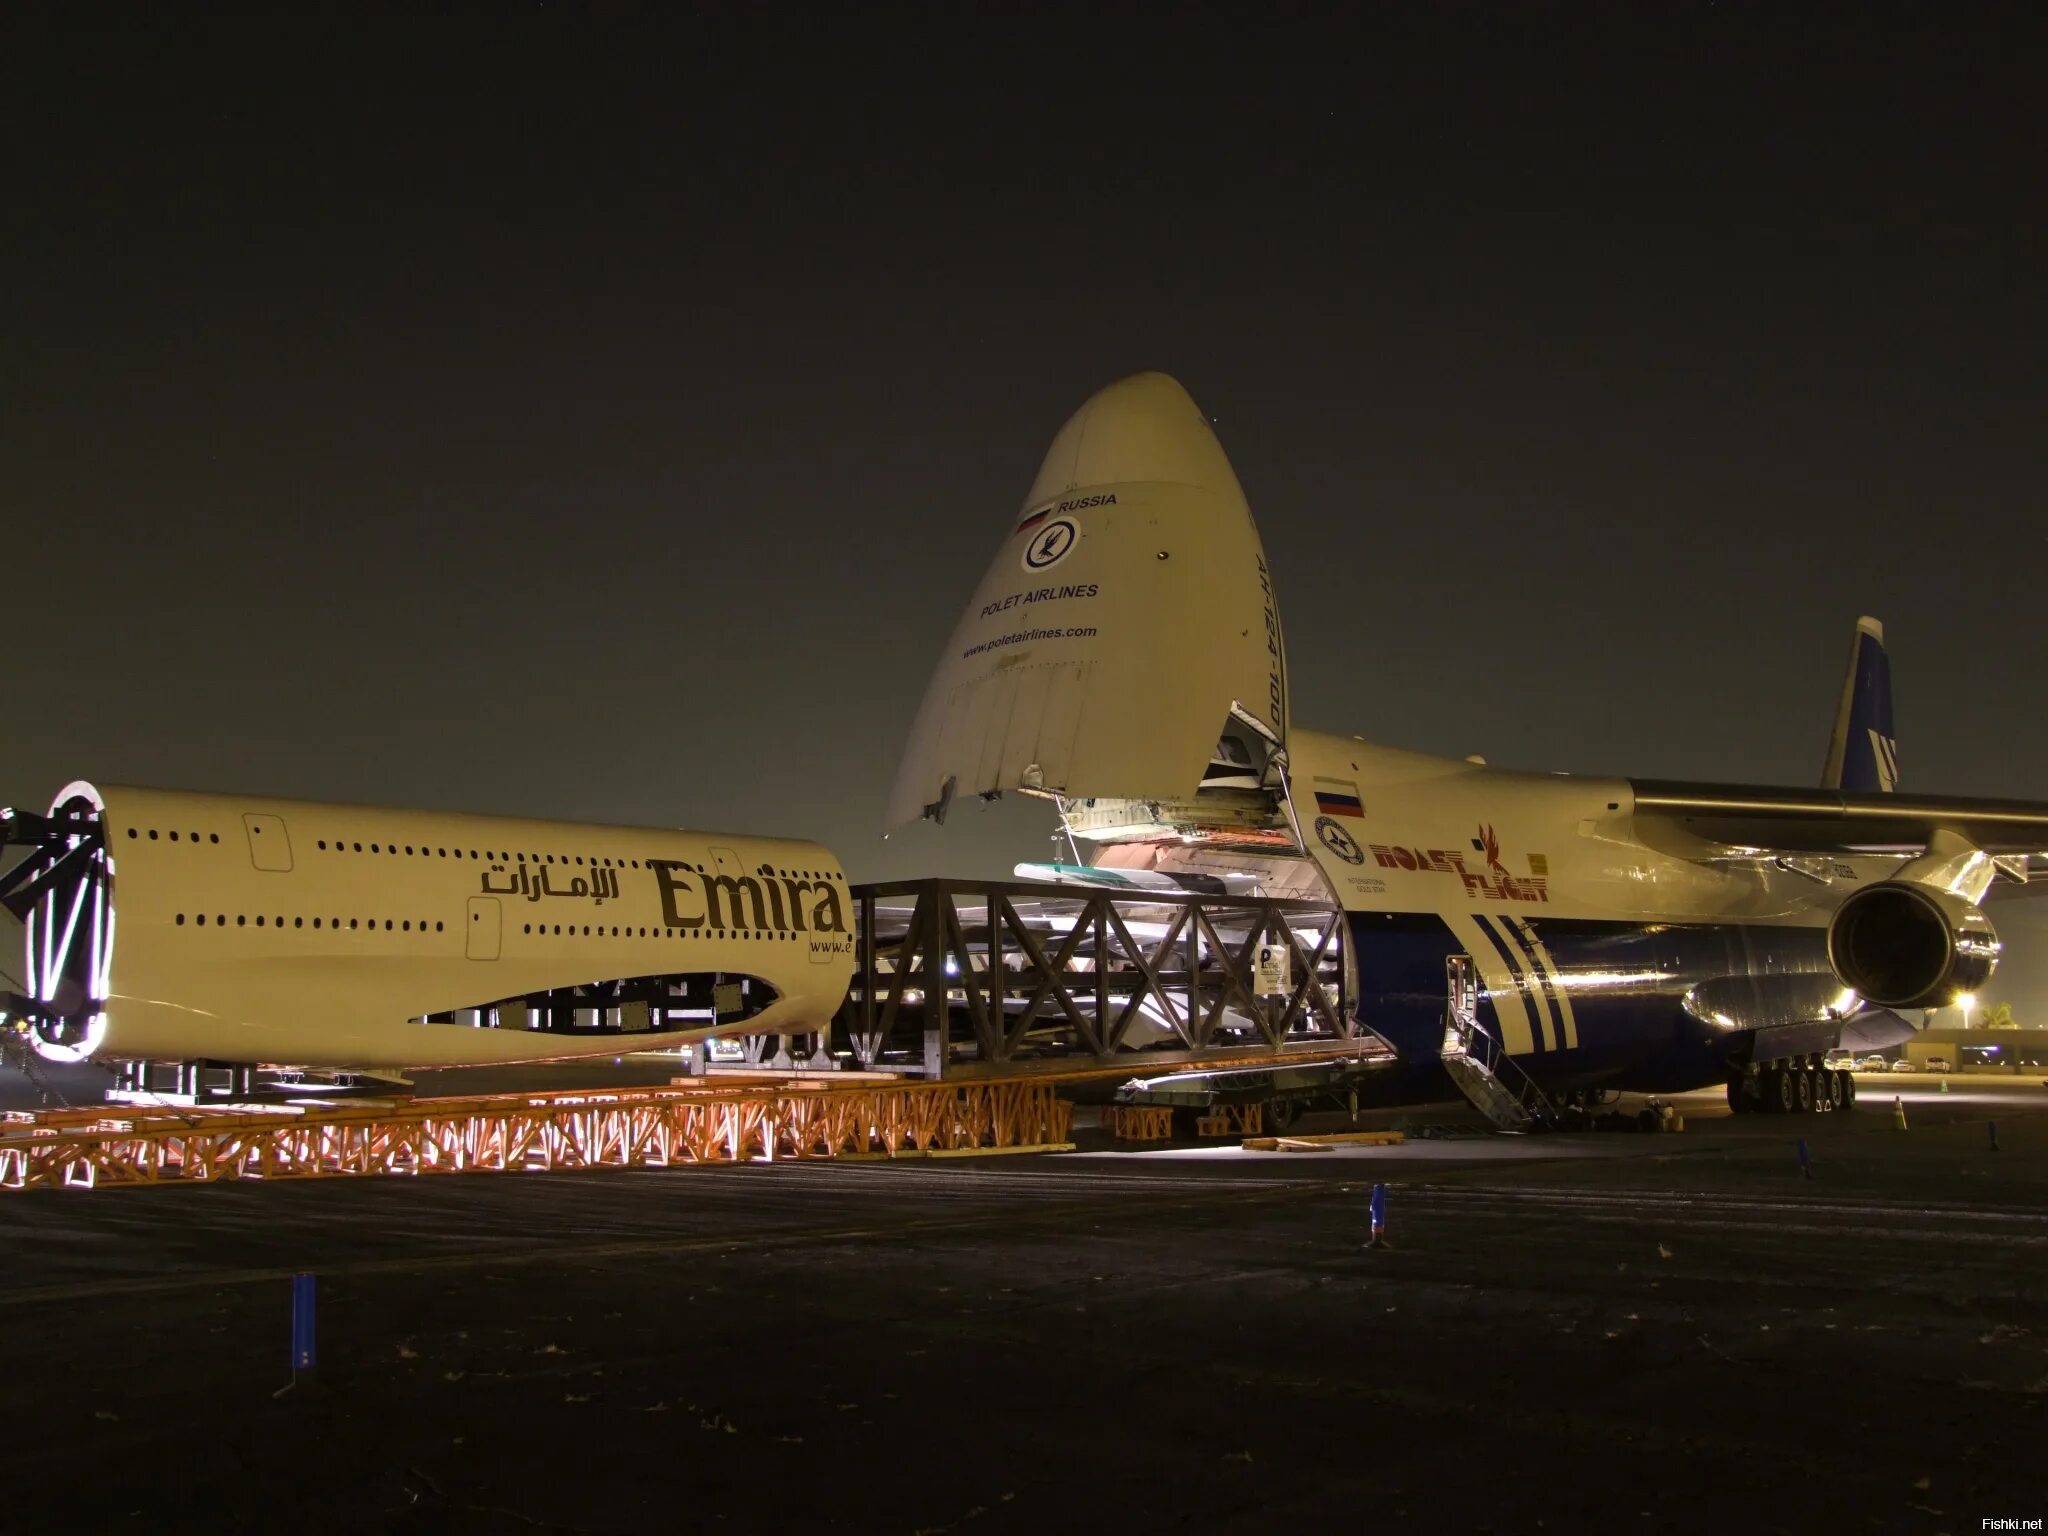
{"left": 1112, "top": 1054, "right": 1399, "bottom": 1137}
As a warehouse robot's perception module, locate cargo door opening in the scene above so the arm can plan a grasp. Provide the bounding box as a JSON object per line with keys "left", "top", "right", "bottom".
{"left": 1, "top": 786, "right": 114, "bottom": 1063}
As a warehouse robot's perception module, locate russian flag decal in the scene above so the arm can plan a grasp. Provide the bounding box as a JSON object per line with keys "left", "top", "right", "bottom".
{"left": 1313, "top": 778, "right": 1364, "bottom": 818}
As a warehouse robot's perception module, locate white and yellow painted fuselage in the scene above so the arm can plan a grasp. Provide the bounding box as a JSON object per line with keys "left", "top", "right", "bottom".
{"left": 12, "top": 782, "right": 854, "bottom": 1070}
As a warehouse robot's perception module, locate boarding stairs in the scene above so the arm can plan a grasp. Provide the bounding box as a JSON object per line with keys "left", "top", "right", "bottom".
{"left": 1441, "top": 956, "right": 1558, "bottom": 1133}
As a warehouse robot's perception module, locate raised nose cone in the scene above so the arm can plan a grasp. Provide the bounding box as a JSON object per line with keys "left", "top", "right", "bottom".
{"left": 1023, "top": 372, "right": 1248, "bottom": 510}
{"left": 886, "top": 370, "right": 1288, "bottom": 829}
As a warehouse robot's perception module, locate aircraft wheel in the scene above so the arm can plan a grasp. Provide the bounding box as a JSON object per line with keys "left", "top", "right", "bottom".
{"left": 1725, "top": 1078, "right": 1748, "bottom": 1114}
{"left": 1264, "top": 1098, "right": 1300, "bottom": 1135}
{"left": 1821, "top": 1070, "right": 1844, "bottom": 1112}
{"left": 1793, "top": 1068, "right": 1815, "bottom": 1113}
{"left": 1765, "top": 1068, "right": 1796, "bottom": 1114}
{"left": 1838, "top": 1069, "right": 1857, "bottom": 1108}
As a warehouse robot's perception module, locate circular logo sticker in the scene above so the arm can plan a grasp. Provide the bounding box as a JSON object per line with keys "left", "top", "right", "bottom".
{"left": 1315, "top": 816, "right": 1364, "bottom": 865}
{"left": 1021, "top": 518, "right": 1078, "bottom": 571}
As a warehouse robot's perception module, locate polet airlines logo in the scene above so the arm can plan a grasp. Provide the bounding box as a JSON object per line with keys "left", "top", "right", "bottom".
{"left": 1021, "top": 518, "right": 1077, "bottom": 571}
{"left": 1015, "top": 493, "right": 1113, "bottom": 572}
{"left": 1366, "top": 823, "right": 1552, "bottom": 903}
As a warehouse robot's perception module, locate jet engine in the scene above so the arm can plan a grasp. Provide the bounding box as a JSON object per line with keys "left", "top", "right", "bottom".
{"left": 1825, "top": 880, "right": 1999, "bottom": 1010}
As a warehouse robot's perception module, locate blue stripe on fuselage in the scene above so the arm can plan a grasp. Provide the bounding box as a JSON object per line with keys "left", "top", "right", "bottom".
{"left": 1469, "top": 913, "right": 1550, "bottom": 1053}
{"left": 1347, "top": 909, "right": 1835, "bottom": 1095}
{"left": 1505, "top": 914, "right": 1570, "bottom": 1051}
{"left": 1490, "top": 913, "right": 1567, "bottom": 1052}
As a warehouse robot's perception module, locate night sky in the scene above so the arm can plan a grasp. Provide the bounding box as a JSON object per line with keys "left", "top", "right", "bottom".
{"left": 6, "top": 9, "right": 2044, "bottom": 1005}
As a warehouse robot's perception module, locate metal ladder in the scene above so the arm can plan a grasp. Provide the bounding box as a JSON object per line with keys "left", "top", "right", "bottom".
{"left": 1441, "top": 956, "right": 1557, "bottom": 1133}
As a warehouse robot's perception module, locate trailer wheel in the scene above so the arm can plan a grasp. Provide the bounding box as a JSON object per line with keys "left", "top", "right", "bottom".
{"left": 1264, "top": 1098, "right": 1300, "bottom": 1135}
{"left": 1838, "top": 1069, "right": 1857, "bottom": 1108}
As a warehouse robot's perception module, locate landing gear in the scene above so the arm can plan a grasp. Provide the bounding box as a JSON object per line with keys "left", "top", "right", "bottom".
{"left": 1766, "top": 1067, "right": 1798, "bottom": 1114}
{"left": 1732, "top": 1058, "right": 1856, "bottom": 1117}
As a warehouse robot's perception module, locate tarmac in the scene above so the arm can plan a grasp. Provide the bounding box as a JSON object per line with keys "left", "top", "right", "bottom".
{"left": 0, "top": 1074, "right": 2043, "bottom": 1533}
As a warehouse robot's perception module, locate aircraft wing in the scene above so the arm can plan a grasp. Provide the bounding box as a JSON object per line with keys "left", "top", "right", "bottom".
{"left": 1630, "top": 780, "right": 2048, "bottom": 886}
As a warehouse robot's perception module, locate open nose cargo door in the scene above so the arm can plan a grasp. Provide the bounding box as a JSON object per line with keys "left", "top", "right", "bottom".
{"left": 887, "top": 372, "right": 1295, "bottom": 848}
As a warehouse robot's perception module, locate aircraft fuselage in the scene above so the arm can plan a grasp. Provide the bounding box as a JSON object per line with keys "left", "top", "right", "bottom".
{"left": 1291, "top": 731, "right": 1871, "bottom": 1096}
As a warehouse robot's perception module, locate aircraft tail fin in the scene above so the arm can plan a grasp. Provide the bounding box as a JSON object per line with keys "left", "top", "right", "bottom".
{"left": 1821, "top": 616, "right": 1898, "bottom": 793}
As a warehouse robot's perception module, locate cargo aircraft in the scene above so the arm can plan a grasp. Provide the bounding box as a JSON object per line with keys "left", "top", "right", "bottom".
{"left": 8, "top": 371, "right": 2042, "bottom": 1123}
{"left": 889, "top": 372, "right": 2048, "bottom": 1124}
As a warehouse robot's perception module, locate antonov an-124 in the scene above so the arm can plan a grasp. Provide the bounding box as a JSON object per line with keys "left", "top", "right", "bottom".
{"left": 6, "top": 370, "right": 2046, "bottom": 1122}
{"left": 888, "top": 372, "right": 2048, "bottom": 1120}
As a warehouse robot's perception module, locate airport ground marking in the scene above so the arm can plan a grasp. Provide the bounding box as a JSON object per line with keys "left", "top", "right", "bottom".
{"left": 0, "top": 1174, "right": 1360, "bottom": 1310}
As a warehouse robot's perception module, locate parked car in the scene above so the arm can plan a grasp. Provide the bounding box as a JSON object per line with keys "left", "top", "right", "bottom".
{"left": 1890, "top": 1058, "right": 1920, "bottom": 1072}
{"left": 1925, "top": 1057, "right": 1953, "bottom": 1073}
{"left": 1856, "top": 1055, "right": 1891, "bottom": 1071}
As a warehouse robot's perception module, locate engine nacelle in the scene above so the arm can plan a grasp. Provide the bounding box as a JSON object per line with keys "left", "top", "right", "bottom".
{"left": 1826, "top": 880, "right": 2000, "bottom": 1011}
